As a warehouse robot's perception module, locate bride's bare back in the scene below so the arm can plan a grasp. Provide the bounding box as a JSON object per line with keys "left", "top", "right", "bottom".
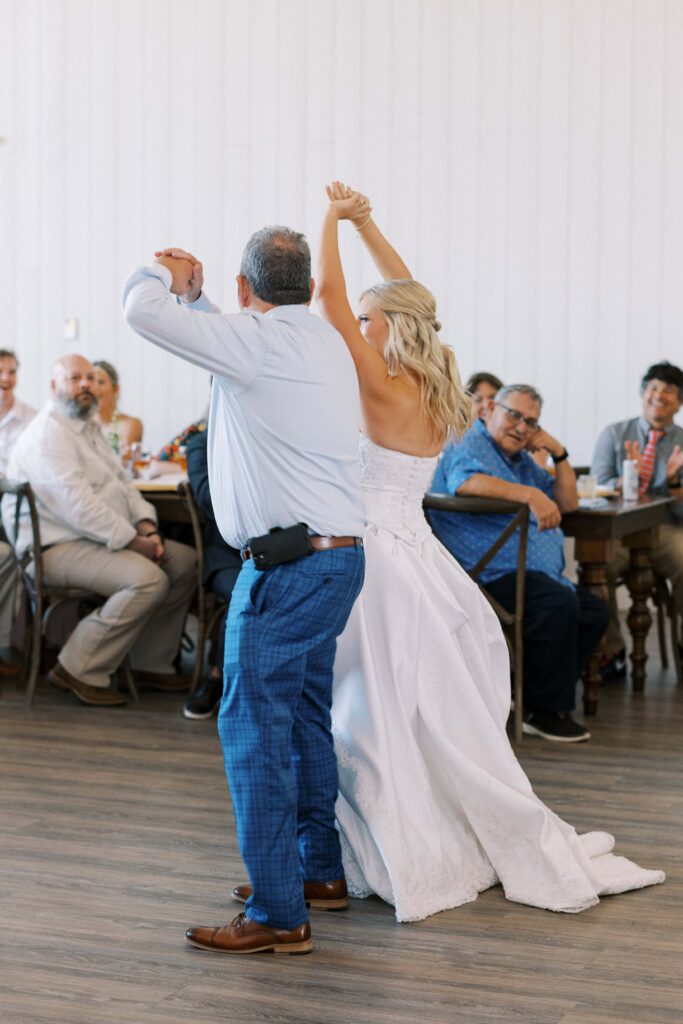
{"left": 356, "top": 352, "right": 445, "bottom": 458}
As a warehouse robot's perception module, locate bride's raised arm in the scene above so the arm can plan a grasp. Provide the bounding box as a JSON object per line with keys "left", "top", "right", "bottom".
{"left": 315, "top": 185, "right": 388, "bottom": 385}
{"left": 328, "top": 181, "right": 413, "bottom": 282}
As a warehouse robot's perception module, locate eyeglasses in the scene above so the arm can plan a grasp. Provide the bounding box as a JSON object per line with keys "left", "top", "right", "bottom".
{"left": 495, "top": 402, "right": 540, "bottom": 432}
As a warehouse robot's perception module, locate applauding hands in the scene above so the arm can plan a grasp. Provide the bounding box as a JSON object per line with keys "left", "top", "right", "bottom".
{"left": 624, "top": 439, "right": 683, "bottom": 490}
{"left": 665, "top": 444, "right": 683, "bottom": 488}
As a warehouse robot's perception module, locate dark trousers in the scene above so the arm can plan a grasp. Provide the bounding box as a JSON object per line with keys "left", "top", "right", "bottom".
{"left": 206, "top": 566, "right": 241, "bottom": 668}
{"left": 484, "top": 571, "right": 609, "bottom": 714}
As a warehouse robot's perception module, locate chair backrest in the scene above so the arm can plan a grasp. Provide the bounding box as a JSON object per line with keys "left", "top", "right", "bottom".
{"left": 176, "top": 480, "right": 205, "bottom": 585}
{"left": 424, "top": 492, "right": 530, "bottom": 742}
{"left": 424, "top": 493, "right": 529, "bottom": 594}
{"left": 0, "top": 479, "right": 44, "bottom": 600}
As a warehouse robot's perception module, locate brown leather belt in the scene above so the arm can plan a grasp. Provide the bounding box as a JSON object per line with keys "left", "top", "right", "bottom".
{"left": 241, "top": 535, "right": 363, "bottom": 562}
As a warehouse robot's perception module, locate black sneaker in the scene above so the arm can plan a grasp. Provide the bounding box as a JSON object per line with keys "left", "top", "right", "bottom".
{"left": 182, "top": 678, "right": 223, "bottom": 720}
{"left": 599, "top": 649, "right": 627, "bottom": 681}
{"left": 522, "top": 711, "right": 590, "bottom": 743}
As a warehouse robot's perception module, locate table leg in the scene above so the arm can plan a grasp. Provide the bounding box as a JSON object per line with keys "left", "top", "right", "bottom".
{"left": 574, "top": 538, "right": 613, "bottom": 716}
{"left": 622, "top": 529, "right": 656, "bottom": 692}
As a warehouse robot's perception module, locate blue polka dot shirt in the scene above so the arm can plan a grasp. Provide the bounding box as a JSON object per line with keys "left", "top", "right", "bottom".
{"left": 429, "top": 419, "right": 572, "bottom": 588}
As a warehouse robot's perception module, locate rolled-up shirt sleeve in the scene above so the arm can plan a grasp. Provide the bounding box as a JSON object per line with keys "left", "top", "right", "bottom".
{"left": 443, "top": 453, "right": 488, "bottom": 495}
{"left": 591, "top": 424, "right": 620, "bottom": 488}
{"left": 22, "top": 445, "right": 137, "bottom": 551}
{"left": 123, "top": 264, "right": 269, "bottom": 389}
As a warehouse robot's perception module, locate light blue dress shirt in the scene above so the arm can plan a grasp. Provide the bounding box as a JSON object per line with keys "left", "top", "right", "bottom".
{"left": 429, "top": 419, "right": 571, "bottom": 587}
{"left": 123, "top": 264, "right": 366, "bottom": 549}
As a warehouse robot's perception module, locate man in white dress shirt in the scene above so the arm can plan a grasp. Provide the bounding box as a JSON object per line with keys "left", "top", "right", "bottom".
{"left": 0, "top": 348, "right": 36, "bottom": 674}
{"left": 4, "top": 354, "right": 196, "bottom": 706}
{"left": 124, "top": 229, "right": 365, "bottom": 955}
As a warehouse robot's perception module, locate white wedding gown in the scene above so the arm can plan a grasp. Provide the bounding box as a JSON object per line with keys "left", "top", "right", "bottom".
{"left": 332, "top": 436, "right": 664, "bottom": 922}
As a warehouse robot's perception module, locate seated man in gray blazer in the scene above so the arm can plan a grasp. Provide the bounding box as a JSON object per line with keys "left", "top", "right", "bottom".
{"left": 4, "top": 354, "right": 196, "bottom": 706}
{"left": 591, "top": 360, "right": 683, "bottom": 668}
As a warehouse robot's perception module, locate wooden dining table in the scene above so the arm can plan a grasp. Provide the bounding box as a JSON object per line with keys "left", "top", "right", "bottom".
{"left": 561, "top": 494, "right": 674, "bottom": 713}
{"left": 134, "top": 477, "right": 192, "bottom": 524}
{"left": 139, "top": 479, "right": 674, "bottom": 717}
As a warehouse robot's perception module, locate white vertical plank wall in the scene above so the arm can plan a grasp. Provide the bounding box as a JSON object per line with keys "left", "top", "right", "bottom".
{"left": 1, "top": 0, "right": 681, "bottom": 459}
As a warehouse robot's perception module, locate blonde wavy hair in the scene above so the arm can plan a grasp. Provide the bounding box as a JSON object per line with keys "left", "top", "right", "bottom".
{"left": 360, "top": 279, "right": 473, "bottom": 440}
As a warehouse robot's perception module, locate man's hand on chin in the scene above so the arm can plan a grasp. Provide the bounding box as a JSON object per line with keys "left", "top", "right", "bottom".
{"left": 526, "top": 428, "right": 564, "bottom": 460}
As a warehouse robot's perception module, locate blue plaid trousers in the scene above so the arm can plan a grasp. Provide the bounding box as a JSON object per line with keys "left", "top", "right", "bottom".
{"left": 218, "top": 546, "right": 365, "bottom": 930}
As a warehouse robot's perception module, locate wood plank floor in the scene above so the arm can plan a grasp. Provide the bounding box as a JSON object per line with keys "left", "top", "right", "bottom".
{"left": 1, "top": 641, "right": 681, "bottom": 1024}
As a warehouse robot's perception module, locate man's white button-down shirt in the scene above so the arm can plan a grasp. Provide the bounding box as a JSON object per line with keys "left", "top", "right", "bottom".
{"left": 5, "top": 400, "right": 157, "bottom": 557}
{"left": 0, "top": 398, "right": 36, "bottom": 477}
{"left": 123, "top": 264, "right": 365, "bottom": 550}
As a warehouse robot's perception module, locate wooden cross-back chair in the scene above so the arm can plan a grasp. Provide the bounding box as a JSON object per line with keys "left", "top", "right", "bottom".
{"left": 423, "top": 493, "right": 529, "bottom": 742}
{"left": 650, "top": 572, "right": 682, "bottom": 685}
{"left": 176, "top": 481, "right": 229, "bottom": 696}
{"left": 0, "top": 478, "right": 138, "bottom": 705}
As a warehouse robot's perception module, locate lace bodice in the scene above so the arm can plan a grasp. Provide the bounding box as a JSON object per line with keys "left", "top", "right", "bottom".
{"left": 359, "top": 434, "right": 438, "bottom": 543}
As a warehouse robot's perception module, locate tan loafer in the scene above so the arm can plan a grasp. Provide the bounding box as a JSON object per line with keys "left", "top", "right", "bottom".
{"left": 232, "top": 878, "right": 348, "bottom": 911}
{"left": 48, "top": 663, "right": 128, "bottom": 707}
{"left": 185, "top": 913, "right": 312, "bottom": 955}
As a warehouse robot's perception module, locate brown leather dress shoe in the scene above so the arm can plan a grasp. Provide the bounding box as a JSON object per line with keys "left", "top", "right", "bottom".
{"left": 232, "top": 878, "right": 348, "bottom": 911}
{"left": 185, "top": 913, "right": 312, "bottom": 955}
{"left": 48, "top": 663, "right": 128, "bottom": 707}
{"left": 132, "top": 670, "right": 191, "bottom": 692}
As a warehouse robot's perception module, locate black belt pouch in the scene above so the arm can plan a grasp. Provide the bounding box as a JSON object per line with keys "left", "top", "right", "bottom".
{"left": 249, "top": 524, "right": 314, "bottom": 570}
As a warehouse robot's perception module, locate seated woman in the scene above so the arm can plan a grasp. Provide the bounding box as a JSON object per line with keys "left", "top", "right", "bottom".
{"left": 93, "top": 360, "right": 143, "bottom": 453}
{"left": 466, "top": 371, "right": 503, "bottom": 420}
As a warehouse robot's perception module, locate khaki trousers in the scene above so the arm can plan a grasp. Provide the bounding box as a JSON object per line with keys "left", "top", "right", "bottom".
{"left": 0, "top": 541, "right": 16, "bottom": 648}
{"left": 605, "top": 523, "right": 683, "bottom": 655}
{"left": 42, "top": 538, "right": 197, "bottom": 688}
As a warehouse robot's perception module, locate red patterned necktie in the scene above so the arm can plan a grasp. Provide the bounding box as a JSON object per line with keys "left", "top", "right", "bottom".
{"left": 638, "top": 429, "right": 665, "bottom": 497}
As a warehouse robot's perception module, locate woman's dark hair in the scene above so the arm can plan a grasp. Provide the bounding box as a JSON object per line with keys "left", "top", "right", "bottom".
{"left": 0, "top": 348, "right": 18, "bottom": 367}
{"left": 640, "top": 361, "right": 683, "bottom": 401}
{"left": 93, "top": 360, "right": 120, "bottom": 389}
{"left": 466, "top": 371, "right": 503, "bottom": 395}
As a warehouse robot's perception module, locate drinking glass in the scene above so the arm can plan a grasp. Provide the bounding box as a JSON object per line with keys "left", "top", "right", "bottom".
{"left": 577, "top": 474, "right": 598, "bottom": 499}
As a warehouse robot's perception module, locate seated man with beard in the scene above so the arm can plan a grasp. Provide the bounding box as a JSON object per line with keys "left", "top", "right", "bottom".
{"left": 3, "top": 354, "right": 196, "bottom": 706}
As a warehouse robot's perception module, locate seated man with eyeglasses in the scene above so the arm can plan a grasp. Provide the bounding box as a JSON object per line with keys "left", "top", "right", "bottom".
{"left": 429, "top": 383, "right": 608, "bottom": 743}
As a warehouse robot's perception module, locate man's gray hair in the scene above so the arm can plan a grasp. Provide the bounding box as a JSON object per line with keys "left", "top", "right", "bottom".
{"left": 239, "top": 226, "right": 311, "bottom": 306}
{"left": 495, "top": 383, "right": 544, "bottom": 409}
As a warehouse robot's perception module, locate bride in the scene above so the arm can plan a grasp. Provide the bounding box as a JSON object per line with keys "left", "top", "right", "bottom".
{"left": 315, "top": 181, "right": 664, "bottom": 922}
